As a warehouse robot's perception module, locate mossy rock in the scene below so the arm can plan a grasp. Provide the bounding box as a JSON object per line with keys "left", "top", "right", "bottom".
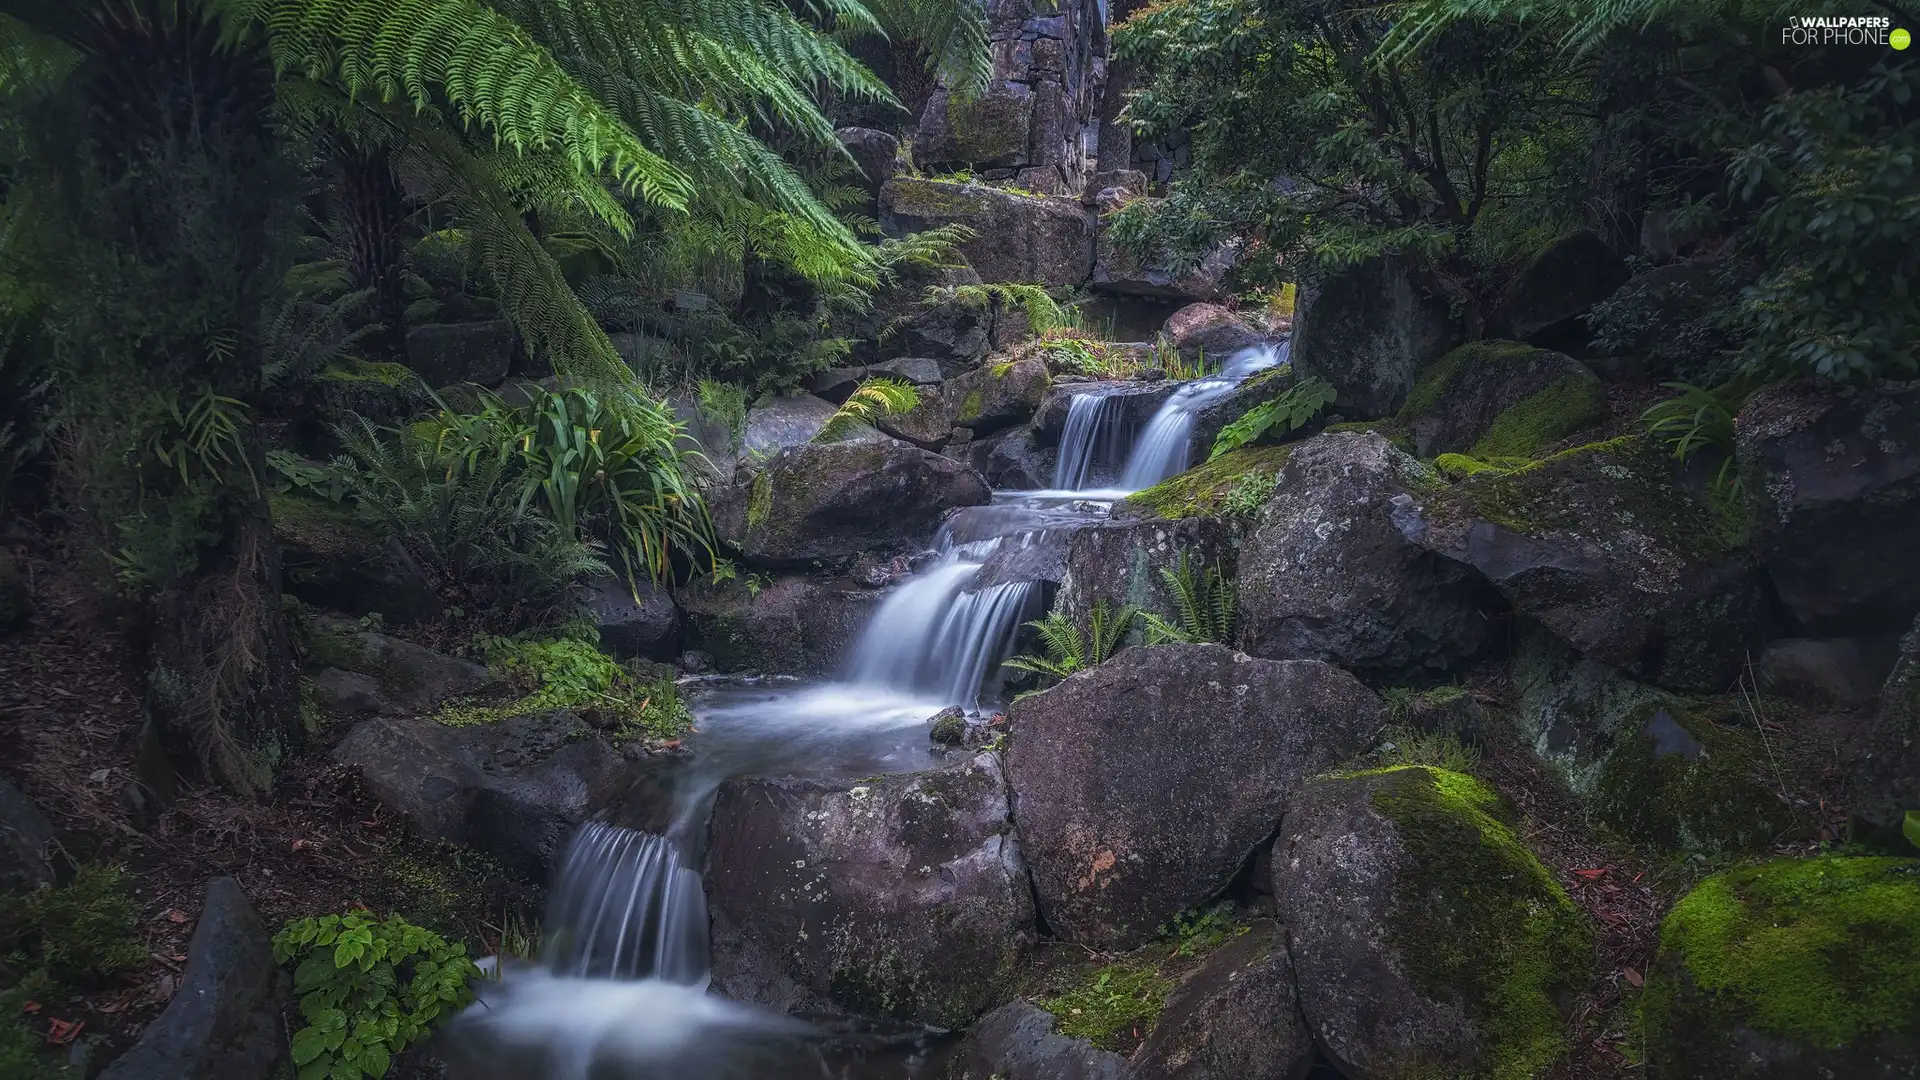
{"left": 1397, "top": 339, "right": 1607, "bottom": 459}
{"left": 1643, "top": 856, "right": 1920, "bottom": 1078}
{"left": 1113, "top": 443, "right": 1295, "bottom": 522}
{"left": 1590, "top": 702, "right": 1801, "bottom": 857}
{"left": 1275, "top": 765, "right": 1594, "bottom": 1080}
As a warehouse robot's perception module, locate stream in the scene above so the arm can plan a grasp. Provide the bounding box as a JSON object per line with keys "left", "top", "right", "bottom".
{"left": 437, "top": 345, "right": 1283, "bottom": 1079}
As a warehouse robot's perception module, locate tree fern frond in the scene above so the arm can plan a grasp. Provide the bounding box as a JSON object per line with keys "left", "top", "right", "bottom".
{"left": 814, "top": 375, "right": 919, "bottom": 441}
{"left": 0, "top": 13, "right": 78, "bottom": 99}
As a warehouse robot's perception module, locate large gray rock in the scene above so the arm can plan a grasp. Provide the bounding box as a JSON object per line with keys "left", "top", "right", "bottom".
{"left": 1273, "top": 766, "right": 1591, "bottom": 1080}
{"left": 947, "top": 1002, "right": 1129, "bottom": 1080}
{"left": 879, "top": 356, "right": 1053, "bottom": 449}
{"left": 332, "top": 711, "right": 627, "bottom": 880}
{"left": 882, "top": 178, "right": 1094, "bottom": 289}
{"left": 1854, "top": 615, "right": 1920, "bottom": 833}
{"left": 712, "top": 439, "right": 991, "bottom": 568}
{"left": 1127, "top": 921, "right": 1315, "bottom": 1080}
{"left": 836, "top": 126, "right": 898, "bottom": 212}
{"left": 1490, "top": 230, "right": 1629, "bottom": 347}
{"left": 1162, "top": 303, "right": 1261, "bottom": 361}
{"left": 676, "top": 573, "right": 878, "bottom": 676}
{"left": 810, "top": 358, "right": 947, "bottom": 404}
{"left": 0, "top": 779, "right": 55, "bottom": 891}
{"left": 307, "top": 627, "right": 490, "bottom": 710}
{"left": 1006, "top": 644, "right": 1384, "bottom": 947}
{"left": 1093, "top": 223, "right": 1236, "bottom": 303}
{"left": 1397, "top": 341, "right": 1607, "bottom": 459}
{"left": 1737, "top": 380, "right": 1920, "bottom": 637}
{"left": 966, "top": 427, "right": 1056, "bottom": 491}
{"left": 915, "top": 84, "right": 1034, "bottom": 170}
{"left": 579, "top": 575, "right": 679, "bottom": 661}
{"left": 405, "top": 320, "right": 518, "bottom": 388}
{"left": 1055, "top": 516, "right": 1237, "bottom": 630}
{"left": 1237, "top": 433, "right": 1496, "bottom": 679}
{"left": 1401, "top": 436, "right": 1764, "bottom": 693}
{"left": 706, "top": 753, "right": 1034, "bottom": 1028}
{"left": 98, "top": 877, "right": 287, "bottom": 1080}
{"left": 1291, "top": 256, "right": 1461, "bottom": 419}
{"left": 741, "top": 394, "right": 884, "bottom": 459}
{"left": 1760, "top": 636, "right": 1900, "bottom": 708}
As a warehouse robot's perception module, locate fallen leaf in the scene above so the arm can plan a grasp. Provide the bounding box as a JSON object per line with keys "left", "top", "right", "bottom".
{"left": 165, "top": 910, "right": 188, "bottom": 924}
{"left": 1623, "top": 967, "right": 1644, "bottom": 987}
{"left": 45, "top": 1018, "right": 84, "bottom": 1045}
{"left": 89, "top": 768, "right": 111, "bottom": 783}
{"left": 1572, "top": 868, "right": 1607, "bottom": 880}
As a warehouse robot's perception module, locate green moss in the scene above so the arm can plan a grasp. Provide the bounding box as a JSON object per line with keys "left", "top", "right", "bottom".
{"left": 956, "top": 388, "right": 985, "bottom": 424}
{"left": 943, "top": 93, "right": 1033, "bottom": 164}
{"left": 1043, "top": 962, "right": 1175, "bottom": 1052}
{"left": 319, "top": 359, "right": 418, "bottom": 388}
{"left": 438, "top": 625, "right": 692, "bottom": 744}
{"left": 1433, "top": 453, "right": 1533, "bottom": 480}
{"left": 1323, "top": 418, "right": 1416, "bottom": 455}
{"left": 380, "top": 843, "right": 509, "bottom": 939}
{"left": 1365, "top": 766, "right": 1593, "bottom": 1080}
{"left": 1468, "top": 374, "right": 1610, "bottom": 459}
{"left": 298, "top": 676, "right": 326, "bottom": 737}
{"left": 1591, "top": 702, "right": 1798, "bottom": 856}
{"left": 1120, "top": 444, "right": 1295, "bottom": 521}
{"left": 306, "top": 627, "right": 369, "bottom": 672}
{"left": 1646, "top": 856, "right": 1920, "bottom": 1052}
{"left": 1397, "top": 340, "right": 1544, "bottom": 425}
{"left": 745, "top": 470, "right": 773, "bottom": 531}
{"left": 885, "top": 178, "right": 993, "bottom": 219}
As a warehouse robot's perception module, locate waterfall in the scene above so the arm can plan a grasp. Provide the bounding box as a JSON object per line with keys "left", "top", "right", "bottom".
{"left": 1117, "top": 343, "right": 1288, "bottom": 490}
{"left": 1052, "top": 391, "right": 1127, "bottom": 490}
{"left": 541, "top": 821, "right": 710, "bottom": 988}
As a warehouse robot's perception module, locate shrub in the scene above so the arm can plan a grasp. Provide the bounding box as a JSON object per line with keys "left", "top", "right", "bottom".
{"left": 0, "top": 864, "right": 147, "bottom": 987}
{"left": 444, "top": 621, "right": 693, "bottom": 744}
{"left": 1004, "top": 599, "right": 1140, "bottom": 684}
{"left": 1138, "top": 553, "right": 1235, "bottom": 645}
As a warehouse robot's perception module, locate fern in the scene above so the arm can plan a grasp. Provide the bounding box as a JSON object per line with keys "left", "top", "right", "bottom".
{"left": 1209, "top": 375, "right": 1336, "bottom": 460}
{"left": 1003, "top": 598, "right": 1142, "bottom": 683}
{"left": 1641, "top": 380, "right": 1751, "bottom": 504}
{"left": 1139, "top": 553, "right": 1235, "bottom": 645}
{"left": 815, "top": 376, "right": 921, "bottom": 442}
{"left": 861, "top": 0, "right": 995, "bottom": 100}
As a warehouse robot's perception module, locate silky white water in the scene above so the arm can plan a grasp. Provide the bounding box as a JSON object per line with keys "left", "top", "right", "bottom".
{"left": 1118, "top": 342, "right": 1288, "bottom": 490}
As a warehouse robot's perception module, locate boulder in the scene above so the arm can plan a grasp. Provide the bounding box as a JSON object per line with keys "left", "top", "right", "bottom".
{"left": 878, "top": 357, "right": 1052, "bottom": 450}
{"left": 273, "top": 494, "right": 443, "bottom": 624}
{"left": 1736, "top": 381, "right": 1920, "bottom": 637}
{"left": 677, "top": 573, "right": 880, "bottom": 676}
{"left": 882, "top": 178, "right": 1094, "bottom": 289}
{"left": 307, "top": 667, "right": 396, "bottom": 717}
{"left": 810, "top": 358, "right": 947, "bottom": 403}
{"left": 1641, "top": 855, "right": 1920, "bottom": 1079}
{"left": 306, "top": 627, "right": 490, "bottom": 710}
{"left": 1115, "top": 445, "right": 1295, "bottom": 524}
{"left": 300, "top": 369, "right": 433, "bottom": 455}
{"left": 1187, "top": 365, "right": 1299, "bottom": 463}
{"left": 1291, "top": 255, "right": 1461, "bottom": 419}
{"left": 741, "top": 394, "right": 883, "bottom": 459}
{"left": 1761, "top": 636, "right": 1900, "bottom": 708}
{"left": 1237, "top": 433, "right": 1498, "bottom": 679}
{"left": 1396, "top": 341, "right": 1607, "bottom": 459}
{"left": 915, "top": 85, "right": 1035, "bottom": 170}
{"left": 405, "top": 320, "right": 519, "bottom": 388}
{"left": 579, "top": 575, "right": 679, "bottom": 661}
{"left": 836, "top": 126, "right": 898, "bottom": 211}
{"left": 1127, "top": 921, "right": 1315, "bottom": 1080}
{"left": 97, "top": 877, "right": 287, "bottom": 1080}
{"left": 1006, "top": 644, "right": 1384, "bottom": 947}
{"left": 1490, "top": 230, "right": 1630, "bottom": 347}
{"left": 1055, "top": 516, "right": 1237, "bottom": 630}
{"left": 1161, "top": 303, "right": 1261, "bottom": 361}
{"left": 1589, "top": 700, "right": 1798, "bottom": 856}
{"left": 946, "top": 1002, "right": 1128, "bottom": 1080}
{"left": 0, "top": 549, "right": 26, "bottom": 633}
{"left": 0, "top": 779, "right": 55, "bottom": 891}
{"left": 712, "top": 439, "right": 991, "bottom": 568}
{"left": 1273, "top": 766, "right": 1592, "bottom": 1080}
{"left": 706, "top": 753, "right": 1034, "bottom": 1028}
{"left": 1092, "top": 225, "right": 1237, "bottom": 303}
{"left": 332, "top": 710, "right": 627, "bottom": 879}
{"left": 1854, "top": 615, "right": 1920, "bottom": 833}
{"left": 1401, "top": 436, "right": 1763, "bottom": 693}
{"left": 966, "top": 428, "right": 1056, "bottom": 491}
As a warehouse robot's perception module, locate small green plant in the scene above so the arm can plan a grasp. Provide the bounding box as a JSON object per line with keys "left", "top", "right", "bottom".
{"left": 927, "top": 283, "right": 1064, "bottom": 336}
{"left": 142, "top": 386, "right": 258, "bottom": 493}
{"left": 267, "top": 450, "right": 353, "bottom": 503}
{"left": 1375, "top": 725, "right": 1482, "bottom": 774}
{"left": 1905, "top": 809, "right": 1919, "bottom": 851}
{"left": 1220, "top": 470, "right": 1277, "bottom": 516}
{"left": 1037, "top": 333, "right": 1114, "bottom": 377}
{"left": 1641, "top": 380, "right": 1752, "bottom": 503}
{"left": 1139, "top": 553, "right": 1235, "bottom": 645}
{"left": 1003, "top": 598, "right": 1140, "bottom": 682}
{"left": 446, "top": 621, "right": 693, "bottom": 744}
{"left": 273, "top": 912, "right": 480, "bottom": 1080}
{"left": 693, "top": 379, "right": 748, "bottom": 444}
{"left": 0, "top": 864, "right": 147, "bottom": 988}
{"left": 815, "top": 377, "right": 921, "bottom": 442}
{"left": 1164, "top": 904, "right": 1246, "bottom": 958}
{"left": 1043, "top": 963, "right": 1173, "bottom": 1052}
{"left": 1209, "top": 375, "right": 1336, "bottom": 459}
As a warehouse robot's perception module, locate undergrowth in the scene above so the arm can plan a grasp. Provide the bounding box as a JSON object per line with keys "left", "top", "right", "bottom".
{"left": 437, "top": 619, "right": 691, "bottom": 744}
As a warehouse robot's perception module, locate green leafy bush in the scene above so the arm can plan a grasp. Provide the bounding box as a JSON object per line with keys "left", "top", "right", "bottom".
{"left": 273, "top": 912, "right": 480, "bottom": 1080}
{"left": 1209, "top": 376, "right": 1335, "bottom": 459}
{"left": 0, "top": 864, "right": 147, "bottom": 987}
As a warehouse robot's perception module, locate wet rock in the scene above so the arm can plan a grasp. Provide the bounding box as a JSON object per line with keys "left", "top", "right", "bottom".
{"left": 273, "top": 495, "right": 443, "bottom": 624}
{"left": 0, "top": 549, "right": 26, "bottom": 633}
{"left": 1397, "top": 341, "right": 1607, "bottom": 459}
{"left": 1291, "top": 255, "right": 1461, "bottom": 419}
{"left": 1161, "top": 303, "right": 1261, "bottom": 361}
{"left": 1034, "top": 380, "right": 1178, "bottom": 450}
{"left": 1490, "top": 230, "right": 1630, "bottom": 348}
{"left": 929, "top": 706, "right": 968, "bottom": 745}
{"left": 882, "top": 178, "right": 1094, "bottom": 289}
{"left": 307, "top": 667, "right": 397, "bottom": 717}
{"left": 1273, "top": 766, "right": 1591, "bottom": 1080}
{"left": 948, "top": 356, "right": 1052, "bottom": 435}
{"left": 712, "top": 439, "right": 990, "bottom": 568}
{"left": 1854, "top": 615, "right": 1920, "bottom": 833}
{"left": 97, "top": 877, "right": 287, "bottom": 1080}
{"left": 0, "top": 779, "right": 55, "bottom": 891}
{"left": 306, "top": 627, "right": 490, "bottom": 710}
{"left": 579, "top": 575, "right": 679, "bottom": 661}
{"left": 1055, "top": 516, "right": 1237, "bottom": 631}
{"left": 1128, "top": 921, "right": 1315, "bottom": 1080}
{"left": 676, "top": 650, "right": 713, "bottom": 674}
{"left": 405, "top": 320, "right": 519, "bottom": 388}
{"left": 1761, "top": 636, "right": 1900, "bottom": 708}
{"left": 1006, "top": 644, "right": 1383, "bottom": 947}
{"left": 1402, "top": 436, "right": 1763, "bottom": 693}
{"left": 333, "top": 711, "right": 627, "bottom": 879}
{"left": 1736, "top": 380, "right": 1920, "bottom": 637}
{"left": 706, "top": 753, "right": 1034, "bottom": 1028}
{"left": 1641, "top": 855, "right": 1920, "bottom": 1079}
{"left": 1187, "top": 366, "right": 1301, "bottom": 467}
{"left": 966, "top": 428, "right": 1056, "bottom": 491}
{"left": 1237, "top": 433, "right": 1497, "bottom": 679}
{"left": 946, "top": 1002, "right": 1129, "bottom": 1080}
{"left": 677, "top": 574, "right": 879, "bottom": 676}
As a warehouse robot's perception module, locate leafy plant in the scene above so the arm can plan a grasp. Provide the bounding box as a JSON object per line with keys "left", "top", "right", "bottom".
{"left": 1220, "top": 470, "right": 1277, "bottom": 517}
{"left": 1139, "top": 553, "right": 1235, "bottom": 645}
{"left": 450, "top": 621, "right": 693, "bottom": 743}
{"left": 1003, "top": 599, "right": 1141, "bottom": 682}
{"left": 815, "top": 377, "right": 921, "bottom": 442}
{"left": 0, "top": 865, "right": 147, "bottom": 988}
{"left": 923, "top": 282, "right": 1064, "bottom": 336}
{"left": 1375, "top": 724, "right": 1482, "bottom": 774}
{"left": 1037, "top": 333, "right": 1114, "bottom": 377}
{"left": 1209, "top": 376, "right": 1335, "bottom": 459}
{"left": 1904, "top": 810, "right": 1919, "bottom": 853}
{"left": 1042, "top": 963, "right": 1173, "bottom": 1052}
{"left": 273, "top": 912, "right": 480, "bottom": 1080}
{"left": 1165, "top": 904, "right": 1246, "bottom": 958}
{"left": 694, "top": 379, "right": 748, "bottom": 444}
{"left": 267, "top": 450, "right": 352, "bottom": 503}
{"left": 142, "top": 387, "right": 258, "bottom": 494}
{"left": 1641, "top": 381, "right": 1750, "bottom": 503}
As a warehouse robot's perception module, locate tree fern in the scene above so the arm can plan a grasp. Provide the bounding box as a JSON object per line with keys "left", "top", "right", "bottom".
{"left": 815, "top": 375, "right": 920, "bottom": 441}
{"left": 860, "top": 0, "right": 994, "bottom": 100}
{"left": 1140, "top": 553, "right": 1235, "bottom": 645}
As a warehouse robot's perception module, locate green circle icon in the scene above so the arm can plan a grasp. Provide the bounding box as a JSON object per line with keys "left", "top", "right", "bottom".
{"left": 1896, "top": 27, "right": 1913, "bottom": 49}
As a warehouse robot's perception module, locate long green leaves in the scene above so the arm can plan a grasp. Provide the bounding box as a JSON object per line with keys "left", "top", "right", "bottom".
{"left": 1003, "top": 599, "right": 1142, "bottom": 684}
{"left": 1641, "top": 381, "right": 1750, "bottom": 503}
{"left": 1209, "top": 376, "right": 1335, "bottom": 460}
{"left": 815, "top": 376, "right": 920, "bottom": 442}
{"left": 1139, "top": 554, "right": 1235, "bottom": 646}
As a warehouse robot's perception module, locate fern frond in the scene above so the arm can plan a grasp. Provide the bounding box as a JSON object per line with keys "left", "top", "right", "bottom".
{"left": 814, "top": 375, "right": 920, "bottom": 441}
{"left": 1086, "top": 598, "right": 1141, "bottom": 666}
{"left": 862, "top": 0, "right": 994, "bottom": 99}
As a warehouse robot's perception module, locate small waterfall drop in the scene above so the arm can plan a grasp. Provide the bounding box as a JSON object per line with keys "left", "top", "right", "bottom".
{"left": 541, "top": 822, "right": 710, "bottom": 987}
{"left": 1117, "top": 343, "right": 1287, "bottom": 490}
{"left": 1052, "top": 391, "right": 1128, "bottom": 490}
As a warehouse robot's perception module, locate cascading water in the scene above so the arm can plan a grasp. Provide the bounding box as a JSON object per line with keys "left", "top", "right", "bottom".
{"left": 1117, "top": 343, "right": 1288, "bottom": 491}
{"left": 540, "top": 823, "right": 710, "bottom": 986}
{"left": 1051, "top": 391, "right": 1128, "bottom": 490}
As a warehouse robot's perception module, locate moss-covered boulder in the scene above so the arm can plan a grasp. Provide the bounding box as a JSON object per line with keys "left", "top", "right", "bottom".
{"left": 1237, "top": 432, "right": 1500, "bottom": 679}
{"left": 1489, "top": 230, "right": 1630, "bottom": 348}
{"left": 1736, "top": 380, "right": 1920, "bottom": 638}
{"left": 1590, "top": 701, "right": 1798, "bottom": 856}
{"left": 1273, "top": 766, "right": 1593, "bottom": 1080}
{"left": 1396, "top": 340, "right": 1607, "bottom": 459}
{"left": 675, "top": 573, "right": 878, "bottom": 676}
{"left": 945, "top": 1002, "right": 1128, "bottom": 1080}
{"left": 1291, "top": 254, "right": 1463, "bottom": 418}
{"left": 1854, "top": 613, "right": 1920, "bottom": 834}
{"left": 1128, "top": 921, "right": 1316, "bottom": 1080}
{"left": 711, "top": 439, "right": 991, "bottom": 568}
{"left": 1006, "top": 644, "right": 1384, "bottom": 947}
{"left": 1093, "top": 215, "right": 1237, "bottom": 302}
{"left": 306, "top": 625, "right": 490, "bottom": 710}
{"left": 1643, "top": 856, "right": 1920, "bottom": 1078}
{"left": 1402, "top": 436, "right": 1762, "bottom": 692}
{"left": 914, "top": 84, "right": 1034, "bottom": 170}
{"left": 886, "top": 356, "right": 1053, "bottom": 449}
{"left": 272, "top": 491, "right": 443, "bottom": 623}
{"left": 881, "top": 177, "right": 1094, "bottom": 289}
{"left": 705, "top": 753, "right": 1035, "bottom": 1029}
{"left": 1114, "top": 444, "right": 1294, "bottom": 522}
{"left": 1054, "top": 515, "right": 1237, "bottom": 630}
